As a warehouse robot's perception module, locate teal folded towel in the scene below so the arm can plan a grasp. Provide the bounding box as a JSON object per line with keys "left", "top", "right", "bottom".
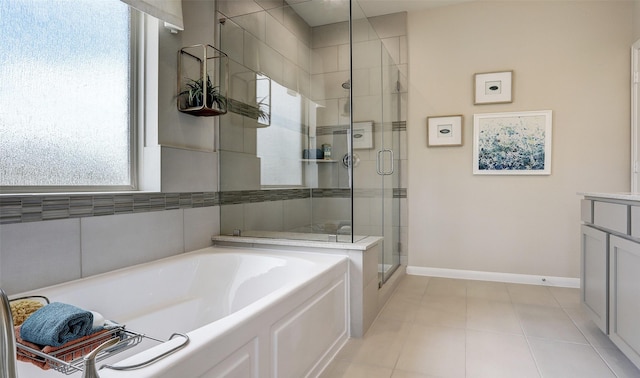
{"left": 20, "top": 302, "right": 94, "bottom": 347}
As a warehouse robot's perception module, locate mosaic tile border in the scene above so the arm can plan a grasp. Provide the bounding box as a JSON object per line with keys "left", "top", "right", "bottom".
{"left": 1, "top": 188, "right": 407, "bottom": 225}
{"left": 0, "top": 192, "right": 218, "bottom": 224}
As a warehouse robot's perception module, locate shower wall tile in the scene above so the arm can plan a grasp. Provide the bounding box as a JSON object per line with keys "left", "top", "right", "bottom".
{"left": 354, "top": 160, "right": 378, "bottom": 189}
{"left": 233, "top": 11, "right": 266, "bottom": 42}
{"left": 283, "top": 58, "right": 300, "bottom": 92}
{"left": 352, "top": 18, "right": 375, "bottom": 42}
{"left": 244, "top": 201, "right": 284, "bottom": 231}
{"left": 258, "top": 39, "right": 285, "bottom": 84}
{"left": 184, "top": 206, "right": 219, "bottom": 252}
{"left": 220, "top": 112, "right": 246, "bottom": 153}
{"left": 266, "top": 5, "right": 284, "bottom": 25}
{"left": 353, "top": 197, "right": 372, "bottom": 231}
{"left": 0, "top": 219, "right": 81, "bottom": 295}
{"left": 219, "top": 151, "right": 261, "bottom": 191}
{"left": 337, "top": 44, "right": 349, "bottom": 71}
{"left": 220, "top": 204, "right": 245, "bottom": 235}
{"left": 316, "top": 99, "right": 339, "bottom": 126}
{"left": 243, "top": 126, "right": 258, "bottom": 155}
{"left": 312, "top": 21, "right": 349, "bottom": 48}
{"left": 182, "top": 0, "right": 215, "bottom": 46}
{"left": 311, "top": 46, "right": 338, "bottom": 74}
{"left": 80, "top": 210, "right": 184, "bottom": 277}
{"left": 266, "top": 13, "right": 298, "bottom": 65}
{"left": 161, "top": 147, "right": 218, "bottom": 193}
{"left": 311, "top": 71, "right": 350, "bottom": 100}
{"left": 220, "top": 20, "right": 244, "bottom": 65}
{"left": 312, "top": 198, "right": 350, "bottom": 224}
{"left": 242, "top": 31, "right": 261, "bottom": 74}
{"left": 352, "top": 68, "right": 374, "bottom": 97}
{"left": 353, "top": 40, "right": 382, "bottom": 70}
{"left": 217, "top": 0, "right": 263, "bottom": 18}
{"left": 283, "top": 6, "right": 312, "bottom": 44}
{"left": 353, "top": 95, "right": 382, "bottom": 122}
{"left": 381, "top": 37, "right": 400, "bottom": 65}
{"left": 256, "top": 0, "right": 285, "bottom": 11}
{"left": 297, "top": 42, "right": 311, "bottom": 73}
{"left": 298, "top": 65, "right": 311, "bottom": 98}
{"left": 368, "top": 12, "right": 407, "bottom": 38}
{"left": 283, "top": 198, "right": 312, "bottom": 230}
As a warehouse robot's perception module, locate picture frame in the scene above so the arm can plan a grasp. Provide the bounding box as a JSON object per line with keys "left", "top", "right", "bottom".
{"left": 474, "top": 71, "right": 513, "bottom": 104}
{"left": 352, "top": 121, "right": 373, "bottom": 149}
{"left": 427, "top": 115, "right": 463, "bottom": 147}
{"left": 473, "top": 110, "right": 552, "bottom": 175}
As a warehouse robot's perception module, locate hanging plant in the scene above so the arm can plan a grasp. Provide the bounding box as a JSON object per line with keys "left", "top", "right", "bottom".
{"left": 178, "top": 74, "right": 226, "bottom": 110}
{"left": 227, "top": 97, "right": 270, "bottom": 124}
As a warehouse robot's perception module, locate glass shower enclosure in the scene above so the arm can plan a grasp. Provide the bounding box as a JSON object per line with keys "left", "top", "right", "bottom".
{"left": 216, "top": 0, "right": 407, "bottom": 285}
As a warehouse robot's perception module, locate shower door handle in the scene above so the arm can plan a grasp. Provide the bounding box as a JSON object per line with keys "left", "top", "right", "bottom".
{"left": 376, "top": 149, "right": 394, "bottom": 175}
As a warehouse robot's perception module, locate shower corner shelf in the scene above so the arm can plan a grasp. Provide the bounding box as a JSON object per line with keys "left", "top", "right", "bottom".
{"left": 301, "top": 159, "right": 337, "bottom": 163}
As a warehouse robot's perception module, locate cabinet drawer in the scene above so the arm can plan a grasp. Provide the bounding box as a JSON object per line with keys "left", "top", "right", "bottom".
{"left": 581, "top": 199, "right": 593, "bottom": 223}
{"left": 594, "top": 202, "right": 628, "bottom": 234}
{"left": 631, "top": 206, "right": 640, "bottom": 238}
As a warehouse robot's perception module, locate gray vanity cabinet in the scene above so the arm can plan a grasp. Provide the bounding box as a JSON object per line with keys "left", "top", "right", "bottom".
{"left": 580, "top": 195, "right": 640, "bottom": 370}
{"left": 609, "top": 235, "right": 640, "bottom": 369}
{"left": 580, "top": 224, "right": 609, "bottom": 334}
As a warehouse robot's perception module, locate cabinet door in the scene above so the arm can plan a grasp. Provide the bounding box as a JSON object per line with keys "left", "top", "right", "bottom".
{"left": 580, "top": 225, "right": 608, "bottom": 334}
{"left": 609, "top": 235, "right": 640, "bottom": 370}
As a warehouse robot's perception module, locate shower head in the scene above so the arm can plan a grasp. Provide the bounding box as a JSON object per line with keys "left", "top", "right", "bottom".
{"left": 341, "top": 80, "right": 350, "bottom": 89}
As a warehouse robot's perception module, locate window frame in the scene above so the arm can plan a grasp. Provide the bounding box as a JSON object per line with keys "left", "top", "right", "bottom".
{"left": 0, "top": 3, "right": 140, "bottom": 194}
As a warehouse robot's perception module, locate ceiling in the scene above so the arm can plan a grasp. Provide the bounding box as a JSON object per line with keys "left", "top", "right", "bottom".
{"left": 285, "top": 0, "right": 471, "bottom": 27}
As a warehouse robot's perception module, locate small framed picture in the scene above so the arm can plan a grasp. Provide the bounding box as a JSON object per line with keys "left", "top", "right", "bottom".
{"left": 427, "top": 115, "right": 463, "bottom": 147}
{"left": 474, "top": 71, "right": 513, "bottom": 104}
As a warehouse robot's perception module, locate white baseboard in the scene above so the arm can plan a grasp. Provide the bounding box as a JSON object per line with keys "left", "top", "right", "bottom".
{"left": 406, "top": 266, "right": 580, "bottom": 288}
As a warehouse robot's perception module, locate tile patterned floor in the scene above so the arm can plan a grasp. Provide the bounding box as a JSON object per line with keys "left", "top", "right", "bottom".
{"left": 321, "top": 276, "right": 640, "bottom": 378}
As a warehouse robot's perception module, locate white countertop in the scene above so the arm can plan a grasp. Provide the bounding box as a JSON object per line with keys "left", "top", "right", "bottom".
{"left": 578, "top": 192, "right": 640, "bottom": 201}
{"left": 212, "top": 233, "right": 383, "bottom": 251}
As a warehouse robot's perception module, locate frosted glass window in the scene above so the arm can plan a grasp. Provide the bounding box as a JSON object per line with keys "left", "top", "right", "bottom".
{"left": 258, "top": 80, "right": 303, "bottom": 187}
{"left": 0, "top": 0, "right": 133, "bottom": 189}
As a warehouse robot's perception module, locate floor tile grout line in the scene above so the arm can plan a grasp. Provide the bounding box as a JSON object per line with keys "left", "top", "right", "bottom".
{"left": 560, "top": 303, "right": 621, "bottom": 377}
{"left": 507, "top": 283, "right": 545, "bottom": 378}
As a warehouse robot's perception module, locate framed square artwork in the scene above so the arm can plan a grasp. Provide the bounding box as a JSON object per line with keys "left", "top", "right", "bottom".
{"left": 427, "top": 115, "right": 463, "bottom": 147}
{"left": 474, "top": 71, "right": 513, "bottom": 104}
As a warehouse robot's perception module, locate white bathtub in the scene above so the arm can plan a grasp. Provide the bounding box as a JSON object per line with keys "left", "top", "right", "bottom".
{"left": 12, "top": 246, "right": 349, "bottom": 377}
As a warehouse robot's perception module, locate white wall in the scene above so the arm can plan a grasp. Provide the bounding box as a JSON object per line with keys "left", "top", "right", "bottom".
{"left": 407, "top": 1, "right": 633, "bottom": 279}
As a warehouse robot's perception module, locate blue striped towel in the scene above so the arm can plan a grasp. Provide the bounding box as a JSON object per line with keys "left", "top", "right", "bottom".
{"left": 20, "top": 302, "right": 94, "bottom": 347}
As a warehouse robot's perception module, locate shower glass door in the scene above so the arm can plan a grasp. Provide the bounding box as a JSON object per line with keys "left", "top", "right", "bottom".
{"left": 350, "top": 1, "right": 403, "bottom": 285}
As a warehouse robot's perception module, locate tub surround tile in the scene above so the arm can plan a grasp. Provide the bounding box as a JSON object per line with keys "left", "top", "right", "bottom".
{"left": 184, "top": 206, "right": 219, "bottom": 252}
{"left": 0, "top": 219, "right": 82, "bottom": 294}
{"left": 80, "top": 210, "right": 184, "bottom": 277}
